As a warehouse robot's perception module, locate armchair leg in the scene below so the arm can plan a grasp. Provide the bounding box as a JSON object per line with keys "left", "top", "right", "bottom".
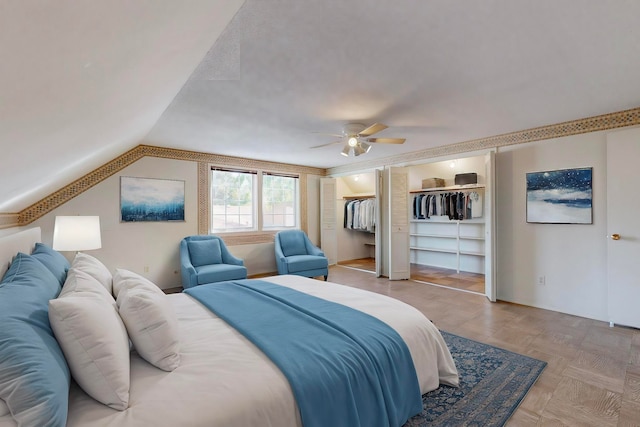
{"left": 324, "top": 275, "right": 328, "bottom": 281}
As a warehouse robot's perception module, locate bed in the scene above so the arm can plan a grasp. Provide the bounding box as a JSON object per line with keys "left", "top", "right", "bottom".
{"left": 0, "top": 227, "right": 458, "bottom": 427}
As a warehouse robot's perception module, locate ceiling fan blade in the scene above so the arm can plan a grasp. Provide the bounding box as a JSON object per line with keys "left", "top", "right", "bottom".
{"left": 358, "top": 123, "right": 388, "bottom": 137}
{"left": 366, "top": 137, "right": 406, "bottom": 144}
{"left": 310, "top": 141, "right": 342, "bottom": 149}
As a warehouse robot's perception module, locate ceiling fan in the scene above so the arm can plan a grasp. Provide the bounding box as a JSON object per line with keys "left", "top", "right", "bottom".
{"left": 310, "top": 123, "right": 406, "bottom": 157}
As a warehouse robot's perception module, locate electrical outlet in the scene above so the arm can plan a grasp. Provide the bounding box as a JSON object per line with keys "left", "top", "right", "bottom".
{"left": 144, "top": 266, "right": 149, "bottom": 273}
{"left": 537, "top": 275, "right": 546, "bottom": 286}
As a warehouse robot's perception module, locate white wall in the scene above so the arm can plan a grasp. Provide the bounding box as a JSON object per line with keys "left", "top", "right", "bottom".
{"left": 496, "top": 131, "right": 608, "bottom": 321}
{"left": 28, "top": 156, "right": 323, "bottom": 289}
{"left": 4, "top": 131, "right": 617, "bottom": 321}
{"left": 32, "top": 157, "right": 199, "bottom": 289}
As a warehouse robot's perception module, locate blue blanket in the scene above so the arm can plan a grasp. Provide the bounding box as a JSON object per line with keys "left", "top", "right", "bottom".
{"left": 185, "top": 279, "right": 422, "bottom": 427}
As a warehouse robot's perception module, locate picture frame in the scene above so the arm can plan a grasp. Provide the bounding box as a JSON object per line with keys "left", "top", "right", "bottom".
{"left": 526, "top": 167, "right": 592, "bottom": 224}
{"left": 120, "top": 176, "right": 185, "bottom": 222}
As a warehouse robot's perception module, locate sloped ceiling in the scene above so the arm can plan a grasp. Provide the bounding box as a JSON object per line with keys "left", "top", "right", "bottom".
{"left": 0, "top": 0, "right": 244, "bottom": 212}
{"left": 3, "top": 1, "right": 640, "bottom": 214}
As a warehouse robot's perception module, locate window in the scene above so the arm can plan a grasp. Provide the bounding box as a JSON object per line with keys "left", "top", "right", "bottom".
{"left": 210, "top": 169, "right": 256, "bottom": 232}
{"left": 262, "top": 173, "right": 298, "bottom": 228}
{"left": 210, "top": 168, "right": 299, "bottom": 233}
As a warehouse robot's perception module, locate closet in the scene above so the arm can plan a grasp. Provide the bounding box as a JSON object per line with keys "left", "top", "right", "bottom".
{"left": 335, "top": 173, "right": 378, "bottom": 274}
{"left": 410, "top": 186, "right": 485, "bottom": 274}
{"left": 321, "top": 152, "right": 495, "bottom": 299}
{"left": 404, "top": 154, "right": 494, "bottom": 296}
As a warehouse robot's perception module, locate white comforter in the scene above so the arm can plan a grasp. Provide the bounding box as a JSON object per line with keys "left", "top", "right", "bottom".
{"left": 21, "top": 275, "right": 458, "bottom": 427}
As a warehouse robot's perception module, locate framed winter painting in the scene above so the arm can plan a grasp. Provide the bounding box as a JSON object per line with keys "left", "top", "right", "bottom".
{"left": 526, "top": 167, "right": 592, "bottom": 224}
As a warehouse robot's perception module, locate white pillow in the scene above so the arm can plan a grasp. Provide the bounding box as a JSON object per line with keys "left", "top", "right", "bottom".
{"left": 112, "top": 268, "right": 164, "bottom": 299}
{"left": 71, "top": 252, "right": 113, "bottom": 294}
{"left": 59, "top": 267, "right": 116, "bottom": 304}
{"left": 117, "top": 289, "right": 181, "bottom": 371}
{"left": 48, "top": 295, "right": 130, "bottom": 410}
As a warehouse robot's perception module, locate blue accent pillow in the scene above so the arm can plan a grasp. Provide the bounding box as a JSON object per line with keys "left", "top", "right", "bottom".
{"left": 188, "top": 239, "right": 222, "bottom": 267}
{"left": 31, "top": 242, "right": 70, "bottom": 286}
{"left": 0, "top": 253, "right": 70, "bottom": 427}
{"left": 279, "top": 231, "right": 307, "bottom": 257}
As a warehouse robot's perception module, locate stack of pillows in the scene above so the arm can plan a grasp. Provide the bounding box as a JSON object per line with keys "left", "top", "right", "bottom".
{"left": 0, "top": 243, "right": 180, "bottom": 427}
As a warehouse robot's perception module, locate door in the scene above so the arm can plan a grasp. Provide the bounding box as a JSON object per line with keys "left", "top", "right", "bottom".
{"left": 375, "top": 169, "right": 383, "bottom": 277}
{"left": 320, "top": 178, "right": 337, "bottom": 265}
{"left": 484, "top": 151, "right": 497, "bottom": 301}
{"left": 607, "top": 128, "right": 640, "bottom": 328}
{"left": 386, "top": 167, "right": 410, "bottom": 280}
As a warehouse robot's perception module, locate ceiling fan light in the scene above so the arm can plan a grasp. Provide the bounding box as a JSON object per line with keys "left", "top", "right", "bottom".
{"left": 348, "top": 136, "right": 358, "bottom": 147}
{"left": 354, "top": 144, "right": 366, "bottom": 156}
{"left": 341, "top": 146, "right": 351, "bottom": 157}
{"left": 360, "top": 142, "right": 371, "bottom": 153}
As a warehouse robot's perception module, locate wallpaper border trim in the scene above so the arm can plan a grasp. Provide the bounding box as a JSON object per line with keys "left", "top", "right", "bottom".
{"left": 327, "top": 107, "right": 640, "bottom": 175}
{"left": 11, "top": 145, "right": 325, "bottom": 228}
{"left": 4, "top": 106, "right": 640, "bottom": 229}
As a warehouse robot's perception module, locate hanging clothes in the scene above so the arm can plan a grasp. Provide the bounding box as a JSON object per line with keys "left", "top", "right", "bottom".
{"left": 412, "top": 191, "right": 483, "bottom": 220}
{"left": 344, "top": 198, "right": 376, "bottom": 232}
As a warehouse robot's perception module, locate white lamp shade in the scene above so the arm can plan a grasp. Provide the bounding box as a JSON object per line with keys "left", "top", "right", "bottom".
{"left": 53, "top": 216, "right": 102, "bottom": 251}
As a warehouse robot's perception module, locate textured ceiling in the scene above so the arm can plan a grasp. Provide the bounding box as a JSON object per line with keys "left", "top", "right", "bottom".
{"left": 3, "top": 0, "right": 640, "bottom": 213}
{"left": 146, "top": 0, "right": 640, "bottom": 168}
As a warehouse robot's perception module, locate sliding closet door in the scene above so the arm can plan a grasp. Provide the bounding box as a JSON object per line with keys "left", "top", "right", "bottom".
{"left": 484, "top": 151, "right": 496, "bottom": 301}
{"left": 320, "top": 178, "right": 337, "bottom": 265}
{"left": 375, "top": 169, "right": 382, "bottom": 277}
{"left": 386, "top": 167, "right": 410, "bottom": 280}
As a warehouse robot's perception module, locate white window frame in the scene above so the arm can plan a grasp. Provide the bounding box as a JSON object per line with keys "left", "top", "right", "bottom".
{"left": 210, "top": 167, "right": 300, "bottom": 235}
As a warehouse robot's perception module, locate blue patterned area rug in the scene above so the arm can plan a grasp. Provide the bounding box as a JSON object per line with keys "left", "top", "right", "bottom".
{"left": 404, "top": 331, "right": 547, "bottom": 427}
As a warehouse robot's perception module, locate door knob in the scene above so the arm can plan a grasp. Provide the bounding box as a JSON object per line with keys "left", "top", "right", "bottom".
{"left": 610, "top": 233, "right": 621, "bottom": 240}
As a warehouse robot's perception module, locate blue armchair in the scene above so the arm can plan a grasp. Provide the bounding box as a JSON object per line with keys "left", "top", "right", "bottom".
{"left": 180, "top": 235, "right": 247, "bottom": 289}
{"left": 274, "top": 230, "right": 328, "bottom": 280}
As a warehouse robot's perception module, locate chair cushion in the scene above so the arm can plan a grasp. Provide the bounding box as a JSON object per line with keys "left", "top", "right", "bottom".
{"left": 279, "top": 231, "right": 307, "bottom": 257}
{"left": 31, "top": 242, "right": 70, "bottom": 286}
{"left": 195, "top": 264, "right": 247, "bottom": 284}
{"left": 284, "top": 255, "right": 329, "bottom": 274}
{"left": 188, "top": 239, "right": 222, "bottom": 267}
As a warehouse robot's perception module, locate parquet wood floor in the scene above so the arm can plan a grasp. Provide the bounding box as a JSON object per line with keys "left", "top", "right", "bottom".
{"left": 326, "top": 265, "right": 640, "bottom": 427}
{"left": 338, "top": 258, "right": 485, "bottom": 294}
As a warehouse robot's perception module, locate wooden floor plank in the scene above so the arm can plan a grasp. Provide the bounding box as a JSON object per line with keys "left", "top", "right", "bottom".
{"left": 323, "top": 265, "right": 640, "bottom": 426}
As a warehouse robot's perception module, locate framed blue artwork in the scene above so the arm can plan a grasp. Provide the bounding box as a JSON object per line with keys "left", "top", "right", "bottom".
{"left": 526, "top": 167, "right": 592, "bottom": 224}
{"left": 120, "top": 177, "right": 185, "bottom": 222}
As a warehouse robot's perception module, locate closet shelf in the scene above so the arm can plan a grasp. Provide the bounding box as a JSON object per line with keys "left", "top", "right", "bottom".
{"left": 343, "top": 194, "right": 375, "bottom": 200}
{"left": 411, "top": 233, "right": 484, "bottom": 241}
{"left": 410, "top": 218, "right": 484, "bottom": 224}
{"left": 460, "top": 250, "right": 485, "bottom": 256}
{"left": 410, "top": 215, "right": 485, "bottom": 274}
{"left": 409, "top": 184, "right": 485, "bottom": 194}
{"left": 410, "top": 233, "right": 456, "bottom": 239}
{"left": 410, "top": 246, "right": 458, "bottom": 254}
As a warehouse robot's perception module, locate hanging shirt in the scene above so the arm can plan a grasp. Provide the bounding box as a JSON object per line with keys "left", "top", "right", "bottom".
{"left": 470, "top": 192, "right": 483, "bottom": 218}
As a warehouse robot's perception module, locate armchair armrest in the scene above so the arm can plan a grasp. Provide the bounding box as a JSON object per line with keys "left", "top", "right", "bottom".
{"left": 274, "top": 235, "right": 289, "bottom": 274}
{"left": 224, "top": 252, "right": 244, "bottom": 266}
{"left": 180, "top": 241, "right": 198, "bottom": 289}
{"left": 303, "top": 234, "right": 325, "bottom": 257}
{"left": 219, "top": 240, "right": 244, "bottom": 266}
